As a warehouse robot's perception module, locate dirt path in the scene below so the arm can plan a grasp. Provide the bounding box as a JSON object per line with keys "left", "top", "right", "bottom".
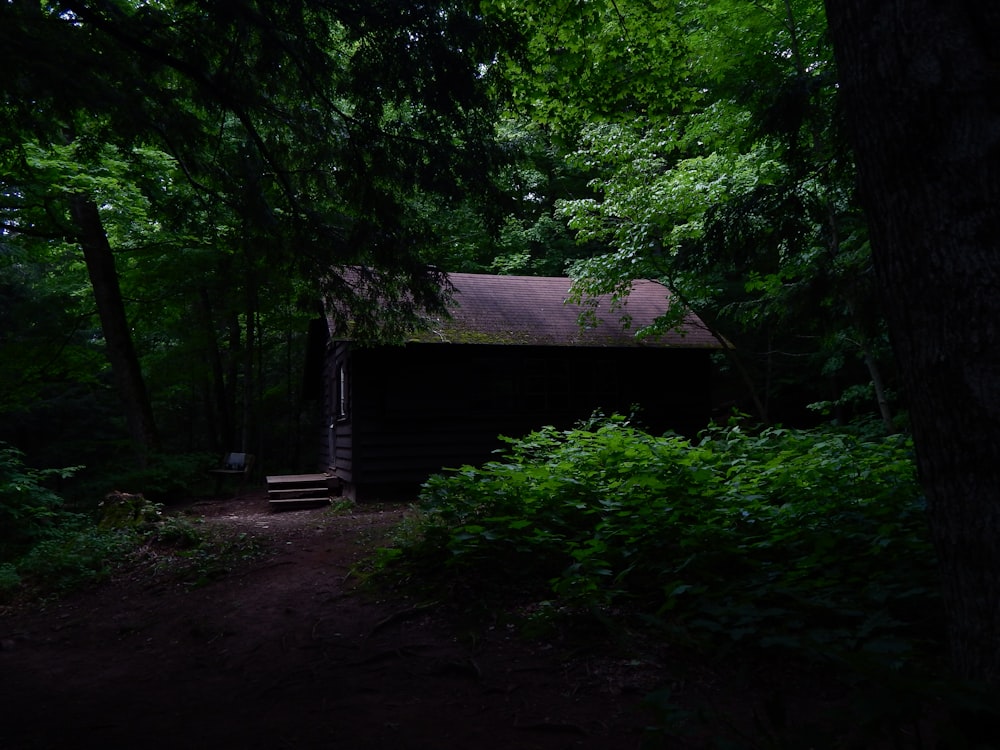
{"left": 0, "top": 494, "right": 660, "bottom": 750}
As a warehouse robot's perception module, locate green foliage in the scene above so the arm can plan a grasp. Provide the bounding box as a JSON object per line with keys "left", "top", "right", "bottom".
{"left": 0, "top": 444, "right": 262, "bottom": 600}
{"left": 2, "top": 0, "right": 520, "bottom": 476}
{"left": 149, "top": 515, "right": 204, "bottom": 549}
{"left": 1, "top": 508, "right": 264, "bottom": 602}
{"left": 486, "top": 0, "right": 691, "bottom": 132}
{"left": 0, "top": 444, "right": 139, "bottom": 600}
{"left": 87, "top": 452, "right": 217, "bottom": 503}
{"left": 139, "top": 520, "right": 264, "bottom": 588}
{"left": 383, "top": 416, "right": 936, "bottom": 662}
{"left": 0, "top": 563, "right": 21, "bottom": 599}
{"left": 519, "top": 0, "right": 895, "bottom": 424}
{"left": 15, "top": 523, "right": 138, "bottom": 595}
{"left": 0, "top": 443, "right": 83, "bottom": 559}
{"left": 97, "top": 491, "right": 163, "bottom": 530}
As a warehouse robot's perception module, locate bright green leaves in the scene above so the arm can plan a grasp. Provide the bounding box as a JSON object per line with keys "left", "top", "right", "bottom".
{"left": 4, "top": 0, "right": 524, "bottom": 474}
{"left": 531, "top": 0, "right": 891, "bottom": 426}
{"left": 0, "top": 444, "right": 82, "bottom": 561}
{"left": 559, "top": 130, "right": 781, "bottom": 263}
{"left": 19, "top": 140, "right": 179, "bottom": 249}
{"left": 485, "top": 0, "right": 692, "bottom": 132}
{"left": 384, "top": 415, "right": 935, "bottom": 660}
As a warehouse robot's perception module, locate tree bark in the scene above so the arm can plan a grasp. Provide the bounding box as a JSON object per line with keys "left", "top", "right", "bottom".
{"left": 823, "top": 1, "right": 1000, "bottom": 683}
{"left": 197, "top": 286, "right": 231, "bottom": 453}
{"left": 70, "top": 195, "right": 160, "bottom": 461}
{"left": 861, "top": 348, "right": 894, "bottom": 435}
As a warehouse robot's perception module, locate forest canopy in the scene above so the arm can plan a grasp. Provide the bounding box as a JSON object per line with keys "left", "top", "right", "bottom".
{"left": 1, "top": 0, "right": 515, "bottom": 471}
{"left": 2, "top": 0, "right": 892, "bottom": 477}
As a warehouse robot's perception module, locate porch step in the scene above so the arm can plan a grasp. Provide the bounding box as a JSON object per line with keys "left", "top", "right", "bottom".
{"left": 266, "top": 473, "right": 339, "bottom": 511}
{"left": 267, "top": 487, "right": 330, "bottom": 497}
{"left": 269, "top": 496, "right": 332, "bottom": 510}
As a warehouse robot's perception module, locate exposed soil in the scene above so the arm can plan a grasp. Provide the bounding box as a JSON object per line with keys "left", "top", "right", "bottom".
{"left": 0, "top": 493, "right": 698, "bottom": 750}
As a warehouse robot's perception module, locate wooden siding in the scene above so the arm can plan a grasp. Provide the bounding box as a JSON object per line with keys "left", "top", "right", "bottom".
{"left": 327, "top": 342, "right": 354, "bottom": 488}
{"left": 338, "top": 342, "right": 713, "bottom": 501}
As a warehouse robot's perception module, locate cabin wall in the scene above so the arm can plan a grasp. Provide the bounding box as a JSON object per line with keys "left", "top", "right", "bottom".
{"left": 336, "top": 342, "right": 713, "bottom": 502}
{"left": 325, "top": 341, "right": 356, "bottom": 495}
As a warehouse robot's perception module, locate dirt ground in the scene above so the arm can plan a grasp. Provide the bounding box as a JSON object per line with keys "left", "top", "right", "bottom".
{"left": 0, "top": 492, "right": 708, "bottom": 750}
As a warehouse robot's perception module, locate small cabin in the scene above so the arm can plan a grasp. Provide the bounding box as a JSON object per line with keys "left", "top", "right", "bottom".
{"left": 312, "top": 272, "right": 721, "bottom": 502}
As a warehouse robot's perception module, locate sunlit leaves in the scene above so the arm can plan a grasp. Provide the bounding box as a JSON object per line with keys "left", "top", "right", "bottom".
{"left": 485, "top": 0, "right": 692, "bottom": 132}
{"left": 531, "top": 0, "right": 888, "bottom": 422}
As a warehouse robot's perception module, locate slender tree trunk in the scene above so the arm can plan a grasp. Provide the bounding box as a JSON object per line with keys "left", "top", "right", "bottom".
{"left": 69, "top": 195, "right": 160, "bottom": 462}
{"left": 661, "top": 275, "right": 770, "bottom": 423}
{"left": 242, "top": 280, "right": 256, "bottom": 456}
{"left": 824, "top": 1, "right": 1000, "bottom": 683}
{"left": 786, "top": 0, "right": 895, "bottom": 432}
{"left": 197, "top": 286, "right": 230, "bottom": 453}
{"left": 861, "top": 348, "right": 894, "bottom": 434}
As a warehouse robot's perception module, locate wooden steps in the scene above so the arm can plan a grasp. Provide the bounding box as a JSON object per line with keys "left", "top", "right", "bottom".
{"left": 266, "top": 473, "right": 338, "bottom": 511}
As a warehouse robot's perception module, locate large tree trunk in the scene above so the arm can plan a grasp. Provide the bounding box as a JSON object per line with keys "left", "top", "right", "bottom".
{"left": 823, "top": 2, "right": 1000, "bottom": 683}
{"left": 70, "top": 195, "right": 160, "bottom": 461}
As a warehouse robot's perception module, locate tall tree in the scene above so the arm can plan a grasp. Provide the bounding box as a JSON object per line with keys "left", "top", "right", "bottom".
{"left": 69, "top": 194, "right": 160, "bottom": 456}
{"left": 2, "top": 1, "right": 512, "bottom": 464}
{"left": 823, "top": 1, "right": 1000, "bottom": 684}
{"left": 509, "top": 0, "right": 890, "bottom": 424}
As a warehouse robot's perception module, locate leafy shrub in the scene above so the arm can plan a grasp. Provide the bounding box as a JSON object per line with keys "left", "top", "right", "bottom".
{"left": 0, "top": 562, "right": 21, "bottom": 598}
{"left": 149, "top": 514, "right": 204, "bottom": 548}
{"left": 0, "top": 443, "right": 82, "bottom": 559}
{"left": 3, "top": 510, "right": 263, "bottom": 602}
{"left": 140, "top": 523, "right": 263, "bottom": 587}
{"left": 71, "top": 451, "right": 217, "bottom": 506}
{"left": 16, "top": 522, "right": 138, "bottom": 593}
{"left": 382, "top": 416, "right": 938, "bottom": 660}
{"left": 0, "top": 445, "right": 255, "bottom": 601}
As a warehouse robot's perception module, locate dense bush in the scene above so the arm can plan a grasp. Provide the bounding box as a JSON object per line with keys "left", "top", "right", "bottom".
{"left": 70, "top": 450, "right": 218, "bottom": 507}
{"left": 0, "top": 443, "right": 83, "bottom": 560}
{"left": 14, "top": 522, "right": 139, "bottom": 594}
{"left": 380, "top": 416, "right": 939, "bottom": 660}
{"left": 0, "top": 443, "right": 136, "bottom": 598}
{"left": 0, "top": 445, "right": 258, "bottom": 601}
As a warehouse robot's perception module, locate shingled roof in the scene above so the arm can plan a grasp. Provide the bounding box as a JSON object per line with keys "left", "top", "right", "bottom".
{"left": 409, "top": 273, "right": 718, "bottom": 348}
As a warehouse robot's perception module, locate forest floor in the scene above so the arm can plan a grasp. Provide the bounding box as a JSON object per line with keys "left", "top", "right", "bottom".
{"left": 1, "top": 491, "right": 862, "bottom": 750}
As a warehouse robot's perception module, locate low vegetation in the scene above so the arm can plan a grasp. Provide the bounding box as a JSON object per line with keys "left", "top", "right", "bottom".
{"left": 375, "top": 416, "right": 975, "bottom": 744}
{"left": 0, "top": 444, "right": 260, "bottom": 602}
{"left": 383, "top": 416, "right": 935, "bottom": 655}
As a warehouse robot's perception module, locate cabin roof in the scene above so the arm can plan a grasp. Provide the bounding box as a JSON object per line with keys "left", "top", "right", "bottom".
{"left": 421, "top": 273, "right": 717, "bottom": 348}
{"left": 329, "top": 271, "right": 720, "bottom": 348}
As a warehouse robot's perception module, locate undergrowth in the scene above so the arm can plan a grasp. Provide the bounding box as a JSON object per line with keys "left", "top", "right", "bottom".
{"left": 374, "top": 415, "right": 968, "bottom": 746}
{"left": 0, "top": 444, "right": 262, "bottom": 601}
{"left": 132, "top": 517, "right": 264, "bottom": 588}
{"left": 381, "top": 416, "right": 936, "bottom": 656}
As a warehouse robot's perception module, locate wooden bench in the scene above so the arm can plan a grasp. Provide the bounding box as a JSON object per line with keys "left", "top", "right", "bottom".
{"left": 209, "top": 452, "right": 254, "bottom": 496}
